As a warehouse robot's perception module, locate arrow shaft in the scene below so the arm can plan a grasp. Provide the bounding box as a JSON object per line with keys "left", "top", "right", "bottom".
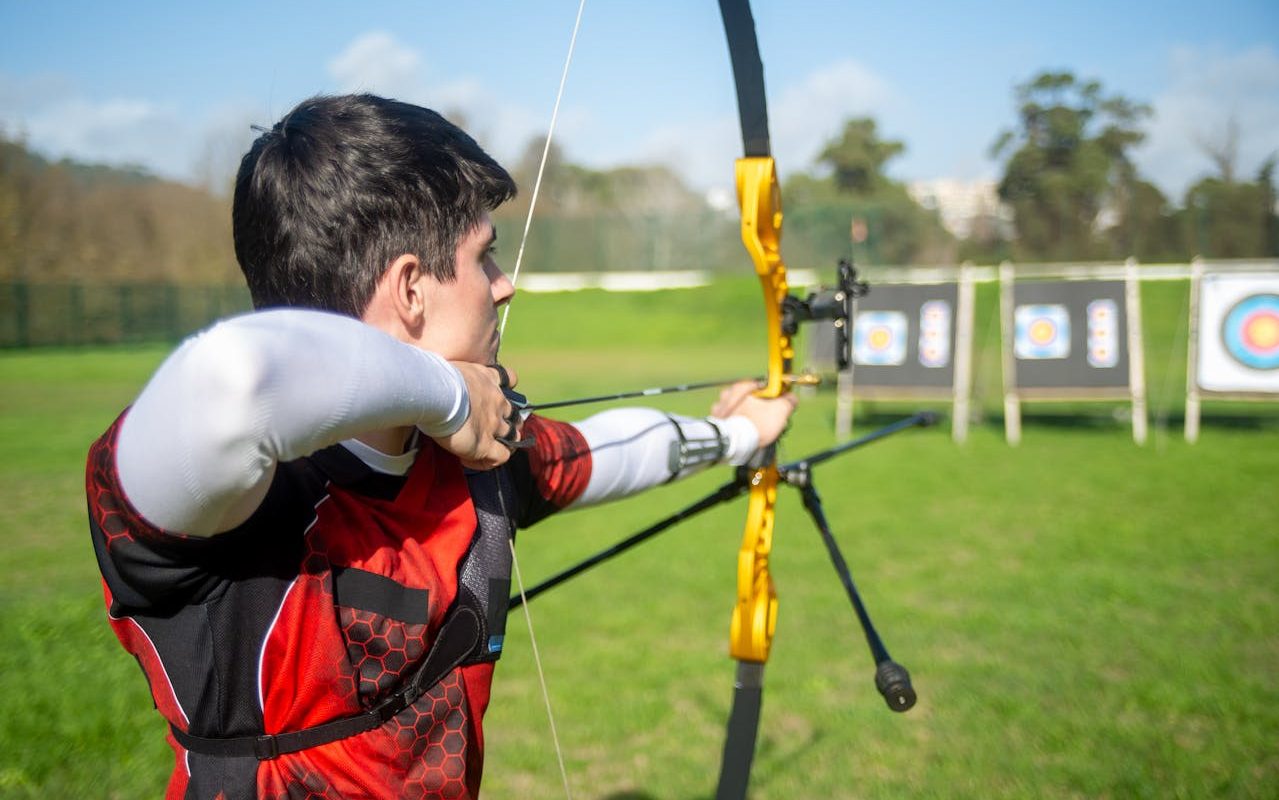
{"left": 527, "top": 374, "right": 819, "bottom": 414}
{"left": 527, "top": 377, "right": 754, "bottom": 413}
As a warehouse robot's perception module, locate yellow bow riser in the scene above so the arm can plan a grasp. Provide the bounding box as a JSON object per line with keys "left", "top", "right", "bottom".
{"left": 733, "top": 157, "right": 793, "bottom": 399}
{"left": 730, "top": 464, "right": 778, "bottom": 662}
{"left": 728, "top": 155, "right": 790, "bottom": 664}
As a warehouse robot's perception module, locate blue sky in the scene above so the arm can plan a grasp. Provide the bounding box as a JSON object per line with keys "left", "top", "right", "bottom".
{"left": 2, "top": 1, "right": 1276, "bottom": 201}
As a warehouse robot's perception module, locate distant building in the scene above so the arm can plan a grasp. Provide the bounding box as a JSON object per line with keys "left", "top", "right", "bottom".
{"left": 908, "top": 178, "right": 1014, "bottom": 241}
{"left": 704, "top": 186, "right": 738, "bottom": 216}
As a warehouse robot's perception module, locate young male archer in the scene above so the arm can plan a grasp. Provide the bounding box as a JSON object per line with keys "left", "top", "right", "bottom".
{"left": 85, "top": 93, "right": 796, "bottom": 799}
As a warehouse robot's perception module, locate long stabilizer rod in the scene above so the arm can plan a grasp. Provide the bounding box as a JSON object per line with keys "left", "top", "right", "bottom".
{"left": 795, "top": 478, "right": 916, "bottom": 712}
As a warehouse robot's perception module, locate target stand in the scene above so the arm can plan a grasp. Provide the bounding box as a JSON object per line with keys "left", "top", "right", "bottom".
{"left": 1184, "top": 259, "right": 1279, "bottom": 442}
{"left": 999, "top": 260, "right": 1148, "bottom": 445}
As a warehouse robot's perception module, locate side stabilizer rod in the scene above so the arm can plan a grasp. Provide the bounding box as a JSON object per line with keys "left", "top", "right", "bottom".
{"left": 509, "top": 477, "right": 748, "bottom": 609}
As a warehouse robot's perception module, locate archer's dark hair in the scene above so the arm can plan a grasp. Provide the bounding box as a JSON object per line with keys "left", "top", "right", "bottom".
{"left": 232, "top": 94, "right": 517, "bottom": 316}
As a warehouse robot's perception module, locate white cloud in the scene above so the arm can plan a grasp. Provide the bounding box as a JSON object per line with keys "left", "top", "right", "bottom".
{"left": 628, "top": 58, "right": 897, "bottom": 190}
{"left": 773, "top": 59, "right": 897, "bottom": 170}
{"left": 189, "top": 104, "right": 262, "bottom": 194}
{"left": 328, "top": 31, "right": 426, "bottom": 99}
{"left": 1135, "top": 45, "right": 1279, "bottom": 199}
{"left": 0, "top": 73, "right": 74, "bottom": 112}
{"left": 32, "top": 98, "right": 167, "bottom": 152}
{"left": 0, "top": 45, "right": 902, "bottom": 196}
{"left": 0, "top": 72, "right": 197, "bottom": 177}
{"left": 325, "top": 32, "right": 551, "bottom": 165}
{"left": 631, "top": 115, "right": 740, "bottom": 189}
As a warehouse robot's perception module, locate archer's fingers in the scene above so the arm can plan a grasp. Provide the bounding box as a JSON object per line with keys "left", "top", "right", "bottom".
{"left": 752, "top": 391, "right": 799, "bottom": 448}
{"left": 490, "top": 363, "right": 519, "bottom": 389}
{"left": 711, "top": 380, "right": 761, "bottom": 418}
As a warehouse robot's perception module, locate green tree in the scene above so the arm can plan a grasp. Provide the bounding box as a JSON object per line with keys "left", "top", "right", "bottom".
{"left": 1106, "top": 178, "right": 1185, "bottom": 262}
{"left": 1263, "top": 158, "right": 1279, "bottom": 256}
{"left": 817, "top": 118, "right": 905, "bottom": 195}
{"left": 784, "top": 117, "right": 953, "bottom": 266}
{"left": 1178, "top": 119, "right": 1278, "bottom": 258}
{"left": 1184, "top": 157, "right": 1279, "bottom": 258}
{"left": 496, "top": 134, "right": 734, "bottom": 272}
{"left": 991, "top": 71, "right": 1151, "bottom": 261}
{"left": 0, "top": 133, "right": 236, "bottom": 283}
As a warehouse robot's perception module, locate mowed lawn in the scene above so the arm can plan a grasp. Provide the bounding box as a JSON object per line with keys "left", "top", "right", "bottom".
{"left": 0, "top": 278, "right": 1275, "bottom": 798}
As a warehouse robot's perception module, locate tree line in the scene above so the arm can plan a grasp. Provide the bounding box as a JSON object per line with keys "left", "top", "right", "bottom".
{"left": 0, "top": 137, "right": 238, "bottom": 284}
{"left": 2, "top": 69, "right": 1275, "bottom": 285}
{"left": 984, "top": 71, "right": 1277, "bottom": 263}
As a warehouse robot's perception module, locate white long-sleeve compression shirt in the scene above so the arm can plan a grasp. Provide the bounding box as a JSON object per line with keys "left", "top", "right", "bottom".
{"left": 116, "top": 309, "right": 469, "bottom": 536}
{"left": 115, "top": 308, "right": 761, "bottom": 536}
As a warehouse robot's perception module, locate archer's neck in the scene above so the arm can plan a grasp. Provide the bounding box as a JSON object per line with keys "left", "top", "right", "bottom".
{"left": 355, "top": 426, "right": 417, "bottom": 456}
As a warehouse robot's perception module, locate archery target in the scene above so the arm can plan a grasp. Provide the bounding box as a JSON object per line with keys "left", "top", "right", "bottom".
{"left": 1009, "top": 279, "right": 1130, "bottom": 390}
{"left": 1198, "top": 273, "right": 1279, "bottom": 392}
{"left": 828, "top": 284, "right": 959, "bottom": 389}
{"left": 1087, "top": 299, "right": 1120, "bottom": 368}
{"left": 1015, "top": 304, "right": 1071, "bottom": 360}
{"left": 918, "top": 300, "right": 952, "bottom": 368}
{"left": 853, "top": 310, "right": 907, "bottom": 366}
{"left": 1223, "top": 295, "right": 1279, "bottom": 369}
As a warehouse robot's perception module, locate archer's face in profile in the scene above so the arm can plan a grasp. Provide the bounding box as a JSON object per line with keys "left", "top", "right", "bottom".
{"left": 416, "top": 213, "right": 514, "bottom": 364}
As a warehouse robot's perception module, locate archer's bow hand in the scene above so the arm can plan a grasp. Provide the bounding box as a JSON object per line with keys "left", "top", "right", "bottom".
{"left": 434, "top": 362, "right": 525, "bottom": 470}
{"left": 712, "top": 380, "right": 798, "bottom": 450}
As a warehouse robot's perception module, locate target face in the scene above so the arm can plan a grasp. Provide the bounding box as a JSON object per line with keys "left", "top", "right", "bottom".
{"left": 1087, "top": 299, "right": 1119, "bottom": 368}
{"left": 1197, "top": 273, "right": 1279, "bottom": 393}
{"left": 1015, "top": 304, "right": 1071, "bottom": 360}
{"left": 918, "top": 300, "right": 952, "bottom": 368}
{"left": 1222, "top": 294, "right": 1279, "bottom": 370}
{"left": 853, "top": 310, "right": 907, "bottom": 366}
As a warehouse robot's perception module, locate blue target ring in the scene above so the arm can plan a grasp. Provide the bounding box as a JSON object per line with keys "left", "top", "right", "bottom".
{"left": 1222, "top": 293, "right": 1279, "bottom": 370}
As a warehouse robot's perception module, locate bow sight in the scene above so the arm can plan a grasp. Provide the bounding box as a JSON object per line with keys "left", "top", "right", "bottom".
{"left": 782, "top": 258, "right": 869, "bottom": 372}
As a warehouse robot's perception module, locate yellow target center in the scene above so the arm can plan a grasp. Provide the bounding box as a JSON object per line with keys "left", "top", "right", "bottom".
{"left": 1029, "top": 319, "right": 1056, "bottom": 344}
{"left": 1244, "top": 314, "right": 1279, "bottom": 349}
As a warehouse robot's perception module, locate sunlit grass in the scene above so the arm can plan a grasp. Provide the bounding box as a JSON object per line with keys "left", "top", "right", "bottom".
{"left": 1, "top": 280, "right": 1275, "bottom": 798}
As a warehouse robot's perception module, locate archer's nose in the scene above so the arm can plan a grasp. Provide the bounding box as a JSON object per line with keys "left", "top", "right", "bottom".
{"left": 489, "top": 263, "right": 515, "bottom": 307}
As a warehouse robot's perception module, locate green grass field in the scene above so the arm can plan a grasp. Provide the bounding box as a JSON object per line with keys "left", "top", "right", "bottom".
{"left": 1, "top": 278, "right": 1276, "bottom": 798}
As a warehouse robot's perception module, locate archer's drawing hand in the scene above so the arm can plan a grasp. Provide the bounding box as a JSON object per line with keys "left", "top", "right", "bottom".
{"left": 712, "top": 380, "right": 798, "bottom": 448}
{"left": 438, "top": 363, "right": 525, "bottom": 470}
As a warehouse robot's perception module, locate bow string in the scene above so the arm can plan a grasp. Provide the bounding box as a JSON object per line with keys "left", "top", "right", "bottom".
{"left": 496, "top": 4, "right": 916, "bottom": 799}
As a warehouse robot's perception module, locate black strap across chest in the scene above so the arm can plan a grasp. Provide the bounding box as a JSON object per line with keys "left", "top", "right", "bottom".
{"left": 170, "top": 605, "right": 481, "bottom": 761}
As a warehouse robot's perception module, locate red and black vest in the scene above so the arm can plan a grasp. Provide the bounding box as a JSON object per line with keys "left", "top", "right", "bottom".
{"left": 87, "top": 414, "right": 591, "bottom": 799}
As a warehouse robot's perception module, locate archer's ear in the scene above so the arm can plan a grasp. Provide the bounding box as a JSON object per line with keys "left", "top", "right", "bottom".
{"left": 363, "top": 253, "right": 427, "bottom": 339}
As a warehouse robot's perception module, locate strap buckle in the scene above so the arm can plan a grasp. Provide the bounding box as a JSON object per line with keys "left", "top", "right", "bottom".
{"left": 373, "top": 691, "right": 409, "bottom": 721}
{"left": 253, "top": 734, "right": 280, "bottom": 760}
